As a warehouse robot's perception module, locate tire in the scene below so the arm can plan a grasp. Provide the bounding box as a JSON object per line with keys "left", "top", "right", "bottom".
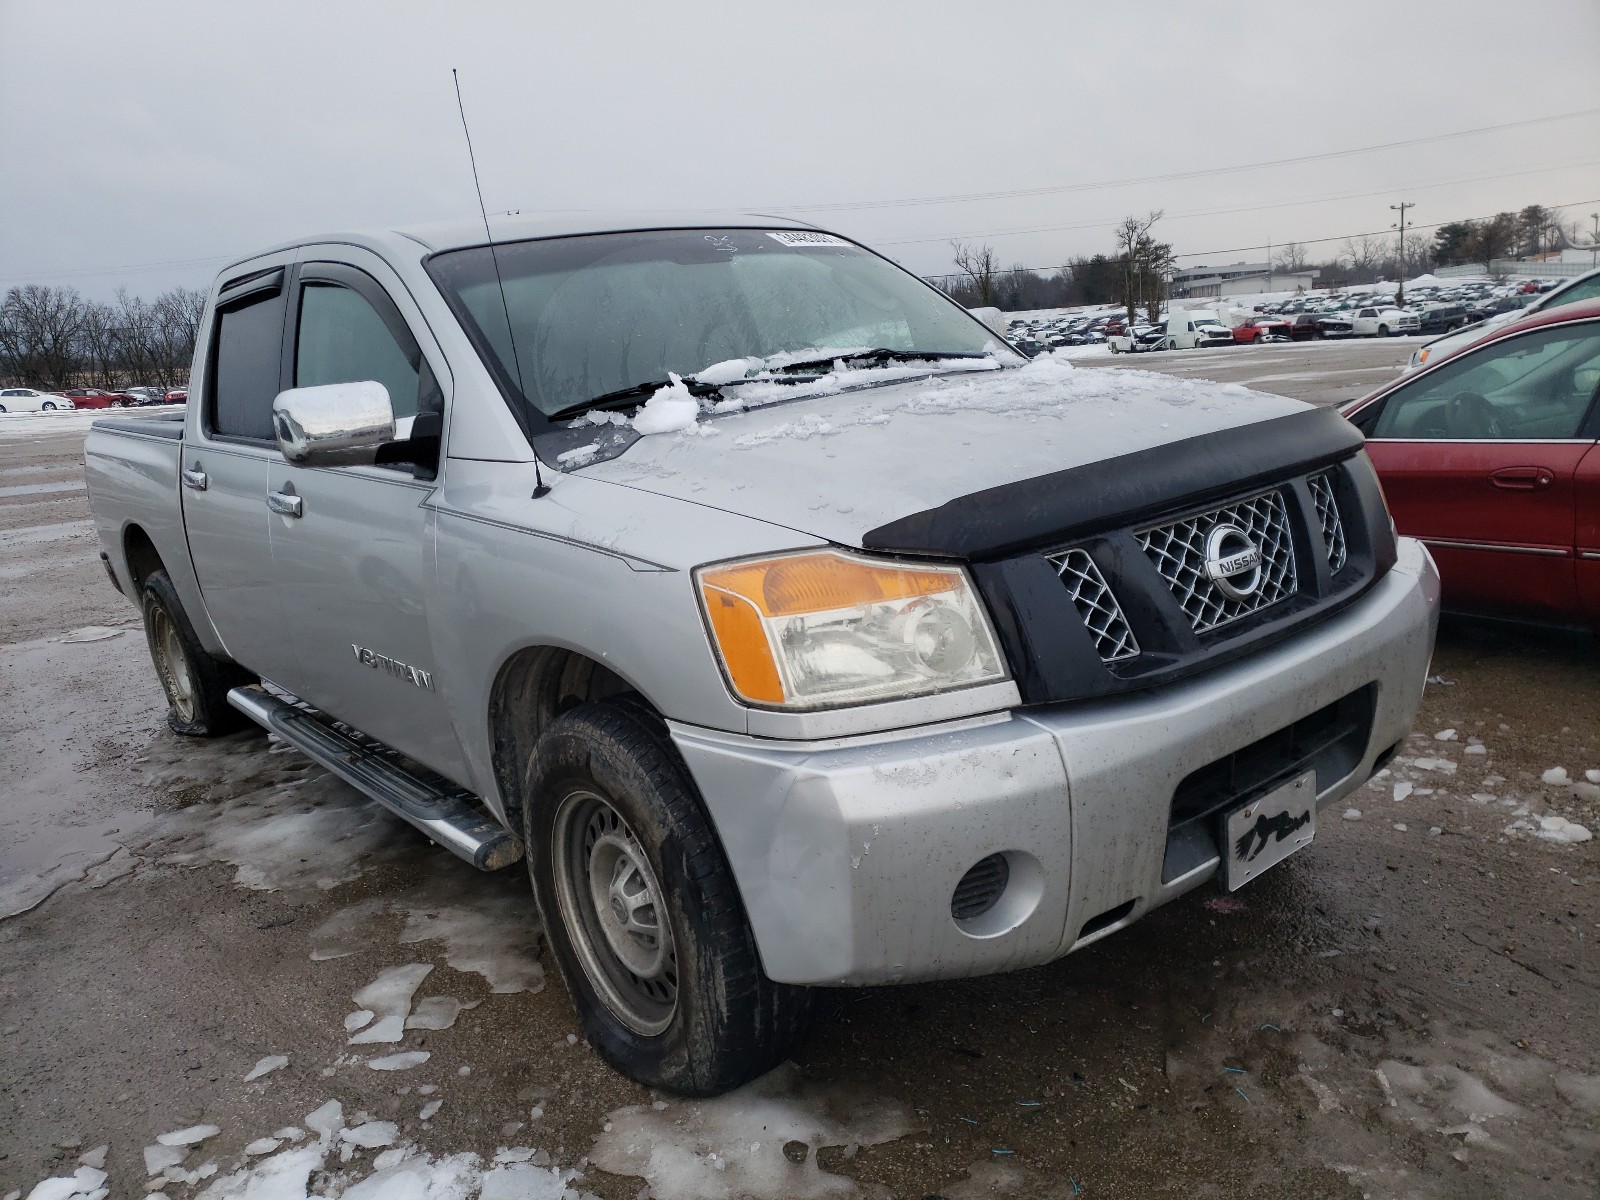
{"left": 141, "top": 568, "right": 254, "bottom": 736}
{"left": 42, "top": 401, "right": 59, "bottom": 411}
{"left": 0, "top": 404, "right": 8, "bottom": 413}
{"left": 1377, "top": 324, "right": 1389, "bottom": 337}
{"left": 525, "top": 700, "right": 813, "bottom": 1095}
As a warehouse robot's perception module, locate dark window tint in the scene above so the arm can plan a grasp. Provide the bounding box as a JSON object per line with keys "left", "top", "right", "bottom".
{"left": 1372, "top": 320, "right": 1600, "bottom": 440}
{"left": 295, "top": 284, "right": 420, "bottom": 419}
{"left": 210, "top": 290, "right": 286, "bottom": 440}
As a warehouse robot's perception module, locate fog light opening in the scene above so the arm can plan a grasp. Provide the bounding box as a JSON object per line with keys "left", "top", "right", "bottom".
{"left": 951, "top": 851, "right": 1044, "bottom": 939}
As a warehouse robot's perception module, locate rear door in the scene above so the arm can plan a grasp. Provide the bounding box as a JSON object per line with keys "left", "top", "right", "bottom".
{"left": 1360, "top": 316, "right": 1600, "bottom": 621}
{"left": 180, "top": 261, "right": 302, "bottom": 683}
{"left": 265, "top": 252, "right": 465, "bottom": 779}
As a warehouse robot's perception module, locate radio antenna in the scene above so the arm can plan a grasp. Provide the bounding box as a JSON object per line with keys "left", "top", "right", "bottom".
{"left": 452, "top": 69, "right": 549, "bottom": 497}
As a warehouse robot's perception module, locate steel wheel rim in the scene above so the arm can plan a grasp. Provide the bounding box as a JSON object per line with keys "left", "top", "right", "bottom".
{"left": 552, "top": 789, "right": 678, "bottom": 1035}
{"left": 150, "top": 606, "right": 197, "bottom": 723}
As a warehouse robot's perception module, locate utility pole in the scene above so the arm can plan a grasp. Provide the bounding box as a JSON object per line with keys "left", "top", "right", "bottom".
{"left": 1390, "top": 201, "right": 1415, "bottom": 308}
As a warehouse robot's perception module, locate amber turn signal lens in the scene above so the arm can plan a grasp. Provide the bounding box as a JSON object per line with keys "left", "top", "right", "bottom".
{"left": 699, "top": 581, "right": 785, "bottom": 704}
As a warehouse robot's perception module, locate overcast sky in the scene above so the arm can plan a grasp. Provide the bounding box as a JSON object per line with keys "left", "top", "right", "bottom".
{"left": 3, "top": 0, "right": 1598, "bottom": 299}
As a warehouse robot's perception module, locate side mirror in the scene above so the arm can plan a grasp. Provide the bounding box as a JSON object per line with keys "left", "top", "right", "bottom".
{"left": 272, "top": 381, "right": 395, "bottom": 467}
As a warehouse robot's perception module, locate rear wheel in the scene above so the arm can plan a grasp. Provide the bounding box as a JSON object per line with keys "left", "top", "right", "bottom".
{"left": 141, "top": 568, "right": 254, "bottom": 736}
{"left": 525, "top": 700, "right": 813, "bottom": 1095}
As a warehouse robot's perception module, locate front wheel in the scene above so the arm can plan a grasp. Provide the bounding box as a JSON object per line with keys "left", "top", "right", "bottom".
{"left": 525, "top": 701, "right": 813, "bottom": 1095}
{"left": 42, "top": 401, "right": 59, "bottom": 411}
{"left": 1377, "top": 324, "right": 1390, "bottom": 337}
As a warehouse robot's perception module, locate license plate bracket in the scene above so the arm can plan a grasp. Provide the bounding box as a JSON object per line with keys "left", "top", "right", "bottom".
{"left": 1222, "top": 771, "right": 1316, "bottom": 892}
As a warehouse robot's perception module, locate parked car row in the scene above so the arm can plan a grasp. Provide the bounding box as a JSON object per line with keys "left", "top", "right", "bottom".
{"left": 0, "top": 385, "right": 186, "bottom": 412}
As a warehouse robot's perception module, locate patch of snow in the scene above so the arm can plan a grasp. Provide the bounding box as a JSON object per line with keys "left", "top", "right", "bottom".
{"left": 244, "top": 1054, "right": 289, "bottom": 1082}
{"left": 632, "top": 375, "right": 700, "bottom": 435}
{"left": 406, "top": 995, "right": 479, "bottom": 1031}
{"left": 243, "top": 1138, "right": 281, "bottom": 1156}
{"left": 1434, "top": 729, "right": 1457, "bottom": 741}
{"left": 305, "top": 1100, "right": 344, "bottom": 1144}
{"left": 75, "top": 1149, "right": 107, "bottom": 1172}
{"left": 419, "top": 1099, "right": 443, "bottom": 1121}
{"left": 1393, "top": 782, "right": 1414, "bottom": 803}
{"left": 589, "top": 1063, "right": 913, "bottom": 1200}
{"left": 348, "top": 963, "right": 432, "bottom": 1045}
{"left": 344, "top": 1010, "right": 374, "bottom": 1032}
{"left": 1534, "top": 816, "right": 1592, "bottom": 844}
{"left": 1465, "top": 744, "right": 1487, "bottom": 755}
{"left": 340, "top": 1122, "right": 399, "bottom": 1149}
{"left": 142, "top": 1145, "right": 186, "bottom": 1176}
{"left": 23, "top": 1167, "right": 107, "bottom": 1200}
{"left": 1542, "top": 767, "right": 1570, "bottom": 786}
{"left": 1411, "top": 757, "right": 1458, "bottom": 774}
{"left": 1343, "top": 808, "right": 1362, "bottom": 821}
{"left": 1586, "top": 769, "right": 1600, "bottom": 784}
{"left": 694, "top": 357, "right": 764, "bottom": 386}
{"left": 557, "top": 443, "right": 600, "bottom": 465}
{"left": 156, "top": 1125, "right": 219, "bottom": 1147}
{"left": 367, "top": 1051, "right": 430, "bottom": 1071}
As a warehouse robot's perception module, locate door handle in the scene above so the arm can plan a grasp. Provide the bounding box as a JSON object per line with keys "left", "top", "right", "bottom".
{"left": 266, "top": 488, "right": 303, "bottom": 518}
{"left": 1490, "top": 466, "right": 1555, "bottom": 491}
{"left": 181, "top": 468, "right": 208, "bottom": 491}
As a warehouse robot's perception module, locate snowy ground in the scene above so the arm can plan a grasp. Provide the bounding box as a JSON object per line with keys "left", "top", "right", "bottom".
{"left": 3, "top": 403, "right": 1598, "bottom": 1199}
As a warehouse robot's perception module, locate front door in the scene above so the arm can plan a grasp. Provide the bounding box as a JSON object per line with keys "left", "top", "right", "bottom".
{"left": 1362, "top": 316, "right": 1600, "bottom": 621}
{"left": 266, "top": 255, "right": 466, "bottom": 781}
{"left": 181, "top": 263, "right": 301, "bottom": 685}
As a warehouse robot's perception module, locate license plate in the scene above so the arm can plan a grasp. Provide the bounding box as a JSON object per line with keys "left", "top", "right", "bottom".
{"left": 1222, "top": 772, "right": 1316, "bottom": 891}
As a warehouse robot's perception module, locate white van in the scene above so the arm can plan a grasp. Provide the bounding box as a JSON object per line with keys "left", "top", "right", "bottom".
{"left": 1159, "top": 310, "right": 1234, "bottom": 350}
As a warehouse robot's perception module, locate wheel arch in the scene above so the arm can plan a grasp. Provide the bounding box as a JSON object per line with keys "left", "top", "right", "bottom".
{"left": 122, "top": 522, "right": 165, "bottom": 592}
{"left": 486, "top": 644, "right": 645, "bottom": 838}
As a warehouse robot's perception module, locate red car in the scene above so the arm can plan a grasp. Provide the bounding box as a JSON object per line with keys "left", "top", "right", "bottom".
{"left": 57, "top": 388, "right": 134, "bottom": 409}
{"left": 1232, "top": 317, "right": 1291, "bottom": 344}
{"left": 1342, "top": 298, "right": 1600, "bottom": 629}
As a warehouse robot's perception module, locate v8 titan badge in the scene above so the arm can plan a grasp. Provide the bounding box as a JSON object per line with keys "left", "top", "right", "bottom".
{"left": 1224, "top": 771, "right": 1316, "bottom": 891}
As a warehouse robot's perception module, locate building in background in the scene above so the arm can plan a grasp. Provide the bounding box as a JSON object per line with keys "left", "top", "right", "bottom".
{"left": 1172, "top": 262, "right": 1320, "bottom": 299}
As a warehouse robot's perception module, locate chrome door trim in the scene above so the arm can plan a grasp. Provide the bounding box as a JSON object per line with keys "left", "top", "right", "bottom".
{"left": 1421, "top": 537, "right": 1568, "bottom": 558}
{"left": 1580, "top": 550, "right": 1600, "bottom": 561}
{"left": 181, "top": 468, "right": 208, "bottom": 491}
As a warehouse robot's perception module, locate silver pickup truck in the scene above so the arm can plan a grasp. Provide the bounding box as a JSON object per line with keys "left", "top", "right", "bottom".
{"left": 84, "top": 214, "right": 1440, "bottom": 1095}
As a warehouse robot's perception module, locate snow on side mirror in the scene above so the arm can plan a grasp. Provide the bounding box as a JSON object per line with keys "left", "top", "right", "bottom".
{"left": 272, "top": 381, "right": 396, "bottom": 467}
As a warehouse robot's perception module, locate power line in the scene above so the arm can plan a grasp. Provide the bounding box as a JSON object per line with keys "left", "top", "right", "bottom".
{"left": 769, "top": 107, "right": 1600, "bottom": 213}
{"left": 918, "top": 198, "right": 1600, "bottom": 280}
{"left": 877, "top": 159, "right": 1600, "bottom": 247}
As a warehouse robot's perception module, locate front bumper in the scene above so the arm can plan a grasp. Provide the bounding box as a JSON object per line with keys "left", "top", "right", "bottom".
{"left": 673, "top": 538, "right": 1440, "bottom": 986}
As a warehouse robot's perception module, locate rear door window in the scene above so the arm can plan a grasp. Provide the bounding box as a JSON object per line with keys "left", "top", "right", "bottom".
{"left": 209, "top": 289, "right": 288, "bottom": 442}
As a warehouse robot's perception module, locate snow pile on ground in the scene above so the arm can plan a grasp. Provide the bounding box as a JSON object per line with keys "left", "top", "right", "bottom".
{"left": 589, "top": 1064, "right": 914, "bottom": 1200}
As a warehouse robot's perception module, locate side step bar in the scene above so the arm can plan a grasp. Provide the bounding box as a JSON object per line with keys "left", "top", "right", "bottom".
{"left": 227, "top": 686, "right": 523, "bottom": 872}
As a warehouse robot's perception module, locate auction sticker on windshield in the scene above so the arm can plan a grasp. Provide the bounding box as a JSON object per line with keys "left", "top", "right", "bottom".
{"left": 766, "top": 231, "right": 851, "bottom": 248}
{"left": 1224, "top": 772, "right": 1315, "bottom": 891}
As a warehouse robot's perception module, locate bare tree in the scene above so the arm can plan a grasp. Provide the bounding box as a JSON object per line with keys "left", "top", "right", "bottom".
{"left": 1115, "top": 211, "right": 1168, "bottom": 321}
{"left": 1272, "top": 242, "right": 1308, "bottom": 273}
{"left": 951, "top": 241, "right": 1000, "bottom": 307}
{"left": 1341, "top": 234, "right": 1386, "bottom": 282}
{"left": 0, "top": 285, "right": 87, "bottom": 388}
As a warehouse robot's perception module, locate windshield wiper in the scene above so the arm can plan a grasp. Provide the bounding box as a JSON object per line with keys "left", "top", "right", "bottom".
{"left": 773, "top": 348, "right": 991, "bottom": 376}
{"left": 547, "top": 376, "right": 723, "bottom": 423}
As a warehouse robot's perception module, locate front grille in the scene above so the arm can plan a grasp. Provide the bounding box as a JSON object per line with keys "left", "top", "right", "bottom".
{"left": 951, "top": 854, "right": 1010, "bottom": 922}
{"left": 1136, "top": 489, "right": 1297, "bottom": 632}
{"left": 1047, "top": 548, "right": 1139, "bottom": 663}
{"left": 1307, "top": 473, "right": 1348, "bottom": 572}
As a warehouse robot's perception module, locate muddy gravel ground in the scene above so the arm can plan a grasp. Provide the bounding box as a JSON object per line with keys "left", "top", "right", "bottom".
{"left": 2, "top": 362, "right": 1597, "bottom": 1200}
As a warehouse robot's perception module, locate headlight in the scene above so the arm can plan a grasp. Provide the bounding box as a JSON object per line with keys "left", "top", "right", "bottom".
{"left": 695, "top": 549, "right": 1008, "bottom": 709}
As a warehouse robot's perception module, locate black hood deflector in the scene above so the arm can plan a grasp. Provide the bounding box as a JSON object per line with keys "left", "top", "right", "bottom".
{"left": 862, "top": 405, "right": 1365, "bottom": 561}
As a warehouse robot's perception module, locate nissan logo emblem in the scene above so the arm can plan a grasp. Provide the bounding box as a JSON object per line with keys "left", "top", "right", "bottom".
{"left": 1204, "top": 524, "right": 1262, "bottom": 601}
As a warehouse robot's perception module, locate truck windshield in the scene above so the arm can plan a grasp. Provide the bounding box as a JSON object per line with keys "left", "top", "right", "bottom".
{"left": 425, "top": 228, "right": 999, "bottom": 422}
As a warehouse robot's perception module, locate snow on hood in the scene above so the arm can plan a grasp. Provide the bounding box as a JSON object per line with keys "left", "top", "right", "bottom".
{"left": 580, "top": 352, "right": 1310, "bottom": 549}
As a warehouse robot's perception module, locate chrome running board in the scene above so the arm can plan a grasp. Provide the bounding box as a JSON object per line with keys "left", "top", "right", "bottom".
{"left": 227, "top": 685, "right": 522, "bottom": 871}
